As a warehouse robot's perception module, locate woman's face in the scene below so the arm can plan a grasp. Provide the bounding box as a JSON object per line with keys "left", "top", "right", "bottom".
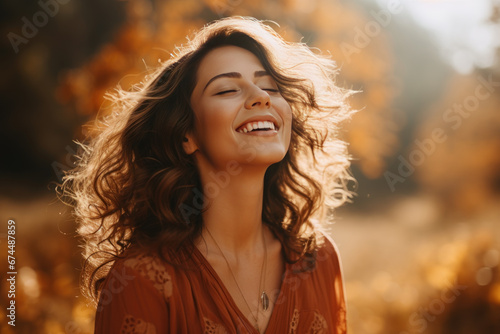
{"left": 188, "top": 45, "right": 292, "bottom": 172}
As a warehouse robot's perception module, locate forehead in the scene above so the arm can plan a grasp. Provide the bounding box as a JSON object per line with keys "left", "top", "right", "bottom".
{"left": 196, "top": 45, "right": 265, "bottom": 81}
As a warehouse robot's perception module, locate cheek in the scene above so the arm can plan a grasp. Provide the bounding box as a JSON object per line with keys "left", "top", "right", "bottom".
{"left": 275, "top": 96, "right": 292, "bottom": 117}
{"left": 193, "top": 102, "right": 235, "bottom": 146}
{"left": 280, "top": 102, "right": 293, "bottom": 133}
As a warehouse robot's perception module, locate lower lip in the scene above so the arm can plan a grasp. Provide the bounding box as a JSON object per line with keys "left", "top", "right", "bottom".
{"left": 236, "top": 129, "right": 279, "bottom": 137}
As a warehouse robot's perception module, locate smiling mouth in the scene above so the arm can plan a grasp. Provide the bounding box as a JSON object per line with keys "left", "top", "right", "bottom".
{"left": 236, "top": 121, "right": 278, "bottom": 134}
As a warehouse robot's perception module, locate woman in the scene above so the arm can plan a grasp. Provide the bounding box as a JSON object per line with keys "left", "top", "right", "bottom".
{"left": 63, "top": 17, "right": 353, "bottom": 333}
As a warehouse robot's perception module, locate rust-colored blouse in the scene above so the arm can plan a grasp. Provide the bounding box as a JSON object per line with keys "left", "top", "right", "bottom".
{"left": 94, "top": 234, "right": 347, "bottom": 333}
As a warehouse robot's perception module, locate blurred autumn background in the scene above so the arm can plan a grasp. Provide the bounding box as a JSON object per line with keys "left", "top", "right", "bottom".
{"left": 1, "top": 0, "right": 500, "bottom": 333}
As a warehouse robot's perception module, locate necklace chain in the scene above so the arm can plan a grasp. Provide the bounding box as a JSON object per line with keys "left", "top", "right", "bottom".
{"left": 205, "top": 226, "right": 268, "bottom": 333}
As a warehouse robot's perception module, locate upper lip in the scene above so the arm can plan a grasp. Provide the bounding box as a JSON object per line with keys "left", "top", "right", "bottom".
{"left": 235, "top": 115, "right": 280, "bottom": 132}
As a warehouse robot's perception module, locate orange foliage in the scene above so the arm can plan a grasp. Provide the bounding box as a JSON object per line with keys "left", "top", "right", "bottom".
{"left": 301, "top": 0, "right": 400, "bottom": 178}
{"left": 56, "top": 0, "right": 400, "bottom": 179}
{"left": 414, "top": 73, "right": 500, "bottom": 214}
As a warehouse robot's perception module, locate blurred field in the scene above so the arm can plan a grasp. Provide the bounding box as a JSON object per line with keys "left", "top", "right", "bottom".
{"left": 1, "top": 0, "right": 499, "bottom": 333}
{"left": 334, "top": 197, "right": 500, "bottom": 334}
{"left": 1, "top": 194, "right": 499, "bottom": 333}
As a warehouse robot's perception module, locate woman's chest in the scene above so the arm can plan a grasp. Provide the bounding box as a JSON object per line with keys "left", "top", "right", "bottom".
{"left": 174, "top": 267, "right": 341, "bottom": 334}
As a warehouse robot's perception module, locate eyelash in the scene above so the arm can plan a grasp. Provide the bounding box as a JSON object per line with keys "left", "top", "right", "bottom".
{"left": 215, "top": 90, "right": 237, "bottom": 95}
{"left": 215, "top": 88, "right": 279, "bottom": 95}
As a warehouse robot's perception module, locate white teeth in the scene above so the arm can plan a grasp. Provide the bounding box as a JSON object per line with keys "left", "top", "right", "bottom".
{"left": 265, "top": 121, "right": 275, "bottom": 130}
{"left": 237, "top": 120, "right": 278, "bottom": 133}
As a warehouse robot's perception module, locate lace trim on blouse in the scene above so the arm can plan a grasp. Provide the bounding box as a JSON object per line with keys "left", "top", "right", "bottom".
{"left": 120, "top": 314, "right": 157, "bottom": 334}
{"left": 308, "top": 310, "right": 328, "bottom": 334}
{"left": 289, "top": 308, "right": 300, "bottom": 333}
{"left": 336, "top": 304, "right": 347, "bottom": 333}
{"left": 124, "top": 254, "right": 173, "bottom": 300}
{"left": 204, "top": 317, "right": 230, "bottom": 334}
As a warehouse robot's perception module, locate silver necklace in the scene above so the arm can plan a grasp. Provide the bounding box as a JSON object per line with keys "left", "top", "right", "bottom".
{"left": 205, "top": 227, "right": 269, "bottom": 333}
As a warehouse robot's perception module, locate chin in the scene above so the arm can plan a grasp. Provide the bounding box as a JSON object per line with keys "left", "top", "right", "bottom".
{"left": 231, "top": 139, "right": 289, "bottom": 167}
{"left": 251, "top": 149, "right": 288, "bottom": 166}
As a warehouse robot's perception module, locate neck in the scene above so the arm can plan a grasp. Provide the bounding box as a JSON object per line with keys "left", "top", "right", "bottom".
{"left": 197, "top": 163, "right": 267, "bottom": 255}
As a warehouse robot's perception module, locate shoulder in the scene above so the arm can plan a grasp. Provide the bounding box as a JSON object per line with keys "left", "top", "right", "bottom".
{"left": 314, "top": 230, "right": 344, "bottom": 273}
{"left": 95, "top": 251, "right": 173, "bottom": 333}
{"left": 113, "top": 251, "right": 175, "bottom": 301}
{"left": 315, "top": 230, "right": 347, "bottom": 331}
{"left": 288, "top": 229, "right": 343, "bottom": 274}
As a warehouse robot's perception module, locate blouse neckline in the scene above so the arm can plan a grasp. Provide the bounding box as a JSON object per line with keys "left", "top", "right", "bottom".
{"left": 191, "top": 243, "right": 290, "bottom": 334}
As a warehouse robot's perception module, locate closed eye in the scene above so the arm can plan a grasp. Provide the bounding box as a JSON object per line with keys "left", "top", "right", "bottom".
{"left": 263, "top": 88, "right": 279, "bottom": 93}
{"left": 215, "top": 90, "right": 238, "bottom": 95}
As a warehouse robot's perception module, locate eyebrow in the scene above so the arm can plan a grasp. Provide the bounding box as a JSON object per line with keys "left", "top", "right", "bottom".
{"left": 203, "top": 70, "right": 270, "bottom": 92}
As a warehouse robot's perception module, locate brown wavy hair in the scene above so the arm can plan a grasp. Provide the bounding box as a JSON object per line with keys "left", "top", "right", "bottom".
{"left": 61, "top": 17, "right": 354, "bottom": 304}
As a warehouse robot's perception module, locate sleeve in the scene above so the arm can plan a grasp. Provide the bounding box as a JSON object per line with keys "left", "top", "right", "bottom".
{"left": 94, "top": 261, "right": 169, "bottom": 334}
{"left": 319, "top": 232, "right": 347, "bottom": 333}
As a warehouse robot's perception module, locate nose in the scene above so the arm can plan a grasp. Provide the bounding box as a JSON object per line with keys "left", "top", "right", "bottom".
{"left": 244, "top": 86, "right": 271, "bottom": 110}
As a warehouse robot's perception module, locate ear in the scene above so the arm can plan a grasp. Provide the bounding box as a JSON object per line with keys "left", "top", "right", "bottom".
{"left": 182, "top": 133, "right": 198, "bottom": 155}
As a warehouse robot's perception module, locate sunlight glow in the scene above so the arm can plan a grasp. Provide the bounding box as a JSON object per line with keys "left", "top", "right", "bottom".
{"left": 375, "top": 0, "right": 498, "bottom": 73}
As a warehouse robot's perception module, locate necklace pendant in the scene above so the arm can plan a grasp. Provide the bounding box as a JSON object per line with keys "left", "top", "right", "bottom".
{"left": 261, "top": 291, "right": 269, "bottom": 311}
